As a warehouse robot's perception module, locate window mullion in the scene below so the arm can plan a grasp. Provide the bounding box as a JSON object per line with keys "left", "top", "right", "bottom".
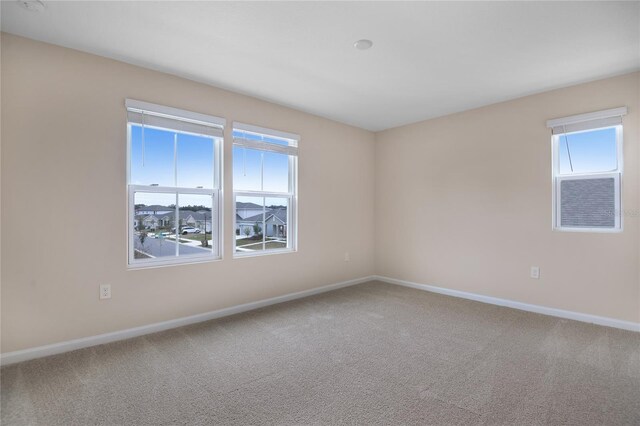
{"left": 262, "top": 196, "right": 266, "bottom": 251}
{"left": 173, "top": 133, "right": 179, "bottom": 257}
{"left": 260, "top": 151, "right": 264, "bottom": 192}
{"left": 130, "top": 185, "right": 215, "bottom": 195}
{"left": 174, "top": 193, "right": 179, "bottom": 256}
{"left": 128, "top": 186, "right": 135, "bottom": 264}
{"left": 174, "top": 133, "right": 178, "bottom": 187}
{"left": 234, "top": 190, "right": 292, "bottom": 198}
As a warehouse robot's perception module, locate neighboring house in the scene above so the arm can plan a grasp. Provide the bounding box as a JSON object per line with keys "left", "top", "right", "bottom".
{"left": 236, "top": 202, "right": 264, "bottom": 219}
{"left": 134, "top": 213, "right": 172, "bottom": 230}
{"left": 135, "top": 205, "right": 174, "bottom": 216}
{"left": 134, "top": 214, "right": 155, "bottom": 230}
{"left": 236, "top": 208, "right": 287, "bottom": 238}
{"left": 178, "top": 210, "right": 212, "bottom": 233}
{"left": 134, "top": 206, "right": 212, "bottom": 233}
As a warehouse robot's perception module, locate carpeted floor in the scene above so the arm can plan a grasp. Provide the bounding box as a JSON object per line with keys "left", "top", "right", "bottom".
{"left": 1, "top": 281, "right": 639, "bottom": 425}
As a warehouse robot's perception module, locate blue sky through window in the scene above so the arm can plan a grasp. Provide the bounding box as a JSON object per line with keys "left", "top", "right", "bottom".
{"left": 131, "top": 125, "right": 215, "bottom": 188}
{"left": 558, "top": 127, "right": 617, "bottom": 174}
{"left": 232, "top": 147, "right": 289, "bottom": 193}
{"left": 130, "top": 124, "right": 291, "bottom": 207}
{"left": 130, "top": 124, "right": 215, "bottom": 206}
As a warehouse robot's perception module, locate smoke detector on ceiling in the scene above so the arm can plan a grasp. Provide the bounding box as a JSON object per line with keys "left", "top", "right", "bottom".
{"left": 354, "top": 39, "right": 373, "bottom": 50}
{"left": 17, "top": 0, "right": 45, "bottom": 13}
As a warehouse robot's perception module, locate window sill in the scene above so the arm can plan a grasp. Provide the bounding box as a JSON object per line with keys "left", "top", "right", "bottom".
{"left": 233, "top": 248, "right": 297, "bottom": 259}
{"left": 553, "top": 227, "right": 622, "bottom": 234}
{"left": 127, "top": 255, "right": 221, "bottom": 270}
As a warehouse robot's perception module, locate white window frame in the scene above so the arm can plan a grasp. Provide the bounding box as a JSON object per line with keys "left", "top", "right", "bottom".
{"left": 548, "top": 108, "right": 626, "bottom": 233}
{"left": 126, "top": 99, "right": 225, "bottom": 268}
{"left": 232, "top": 122, "right": 298, "bottom": 258}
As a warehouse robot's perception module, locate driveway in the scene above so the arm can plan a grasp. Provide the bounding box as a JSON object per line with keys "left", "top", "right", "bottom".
{"left": 137, "top": 236, "right": 210, "bottom": 257}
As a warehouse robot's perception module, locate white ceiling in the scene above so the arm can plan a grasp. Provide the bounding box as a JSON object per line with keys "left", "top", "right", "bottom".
{"left": 2, "top": 1, "right": 639, "bottom": 131}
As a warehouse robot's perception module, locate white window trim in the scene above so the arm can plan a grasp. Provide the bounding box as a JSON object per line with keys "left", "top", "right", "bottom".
{"left": 233, "top": 137, "right": 298, "bottom": 156}
{"left": 126, "top": 100, "right": 224, "bottom": 268}
{"left": 546, "top": 107, "right": 627, "bottom": 132}
{"left": 233, "top": 122, "right": 299, "bottom": 142}
{"left": 232, "top": 124, "right": 298, "bottom": 258}
{"left": 126, "top": 99, "right": 226, "bottom": 129}
{"left": 550, "top": 118, "right": 624, "bottom": 233}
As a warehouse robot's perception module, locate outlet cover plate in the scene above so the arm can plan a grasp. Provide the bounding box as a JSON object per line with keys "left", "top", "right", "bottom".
{"left": 530, "top": 266, "right": 540, "bottom": 279}
{"left": 100, "top": 284, "right": 111, "bottom": 300}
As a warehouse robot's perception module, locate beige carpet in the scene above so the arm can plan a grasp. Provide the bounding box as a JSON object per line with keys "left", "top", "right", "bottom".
{"left": 1, "top": 281, "right": 639, "bottom": 425}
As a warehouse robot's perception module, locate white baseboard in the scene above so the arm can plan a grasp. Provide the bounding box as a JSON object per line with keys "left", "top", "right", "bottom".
{"left": 0, "top": 275, "right": 375, "bottom": 366}
{"left": 5, "top": 274, "right": 636, "bottom": 366}
{"left": 374, "top": 275, "right": 640, "bottom": 333}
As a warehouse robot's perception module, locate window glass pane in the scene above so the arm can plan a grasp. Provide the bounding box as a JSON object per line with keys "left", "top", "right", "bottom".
{"left": 133, "top": 192, "right": 176, "bottom": 259}
{"left": 264, "top": 197, "right": 289, "bottom": 251}
{"left": 177, "top": 133, "right": 215, "bottom": 189}
{"left": 178, "top": 194, "right": 214, "bottom": 256}
{"left": 233, "top": 146, "right": 262, "bottom": 191}
{"left": 235, "top": 196, "right": 265, "bottom": 253}
{"left": 560, "top": 177, "right": 615, "bottom": 228}
{"left": 263, "top": 151, "right": 290, "bottom": 193}
{"left": 130, "top": 125, "right": 176, "bottom": 187}
{"left": 558, "top": 127, "right": 617, "bottom": 174}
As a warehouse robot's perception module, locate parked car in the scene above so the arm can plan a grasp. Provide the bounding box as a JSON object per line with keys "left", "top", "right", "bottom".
{"left": 180, "top": 227, "right": 201, "bottom": 234}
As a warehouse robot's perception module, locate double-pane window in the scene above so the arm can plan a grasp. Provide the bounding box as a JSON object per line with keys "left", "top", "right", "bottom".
{"left": 232, "top": 123, "right": 298, "bottom": 255}
{"left": 127, "top": 100, "right": 224, "bottom": 267}
{"left": 548, "top": 107, "right": 625, "bottom": 231}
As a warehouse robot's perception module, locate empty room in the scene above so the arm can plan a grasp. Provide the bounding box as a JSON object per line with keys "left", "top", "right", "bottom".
{"left": 1, "top": 1, "right": 639, "bottom": 425}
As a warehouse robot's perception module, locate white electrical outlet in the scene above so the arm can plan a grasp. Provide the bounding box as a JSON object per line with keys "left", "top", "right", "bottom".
{"left": 530, "top": 266, "right": 540, "bottom": 280}
{"left": 100, "top": 284, "right": 111, "bottom": 300}
{"left": 344, "top": 252, "right": 350, "bottom": 262}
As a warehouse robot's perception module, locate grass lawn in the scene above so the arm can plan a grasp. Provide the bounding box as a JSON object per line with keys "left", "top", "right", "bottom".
{"left": 236, "top": 238, "right": 286, "bottom": 250}
{"left": 134, "top": 250, "right": 152, "bottom": 259}
{"left": 181, "top": 233, "right": 211, "bottom": 242}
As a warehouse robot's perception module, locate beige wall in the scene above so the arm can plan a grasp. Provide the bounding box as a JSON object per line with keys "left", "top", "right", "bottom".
{"left": 376, "top": 72, "right": 640, "bottom": 323}
{"left": 0, "top": 34, "right": 376, "bottom": 353}
{"left": 2, "top": 33, "right": 639, "bottom": 355}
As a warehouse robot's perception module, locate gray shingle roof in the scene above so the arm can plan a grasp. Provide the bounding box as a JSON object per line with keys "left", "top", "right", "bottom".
{"left": 135, "top": 209, "right": 212, "bottom": 221}
{"left": 238, "top": 208, "right": 287, "bottom": 224}
{"left": 239, "top": 212, "right": 264, "bottom": 222}
{"left": 236, "top": 202, "right": 262, "bottom": 209}
{"left": 136, "top": 205, "right": 173, "bottom": 212}
{"left": 179, "top": 211, "right": 211, "bottom": 220}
